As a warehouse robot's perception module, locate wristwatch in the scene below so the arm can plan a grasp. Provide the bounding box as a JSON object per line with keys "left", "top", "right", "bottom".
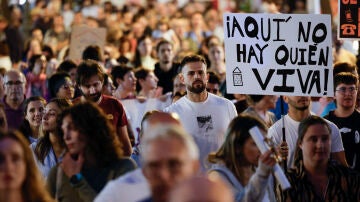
{"left": 70, "top": 173, "right": 83, "bottom": 185}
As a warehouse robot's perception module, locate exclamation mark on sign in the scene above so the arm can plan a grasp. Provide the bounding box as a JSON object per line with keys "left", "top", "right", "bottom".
{"left": 323, "top": 69, "right": 328, "bottom": 95}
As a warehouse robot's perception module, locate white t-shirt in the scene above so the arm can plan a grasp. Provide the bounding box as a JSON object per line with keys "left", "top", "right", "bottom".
{"left": 94, "top": 168, "right": 150, "bottom": 202}
{"left": 30, "top": 142, "right": 57, "bottom": 179}
{"left": 122, "top": 98, "right": 164, "bottom": 146}
{"left": 164, "top": 93, "right": 238, "bottom": 171}
{"left": 268, "top": 114, "right": 344, "bottom": 168}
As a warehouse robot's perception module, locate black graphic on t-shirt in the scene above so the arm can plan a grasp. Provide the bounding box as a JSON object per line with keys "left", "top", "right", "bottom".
{"left": 197, "top": 115, "right": 213, "bottom": 133}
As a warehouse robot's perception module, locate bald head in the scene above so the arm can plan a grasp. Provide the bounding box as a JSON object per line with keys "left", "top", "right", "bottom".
{"left": 142, "top": 112, "right": 181, "bottom": 132}
{"left": 169, "top": 175, "right": 234, "bottom": 202}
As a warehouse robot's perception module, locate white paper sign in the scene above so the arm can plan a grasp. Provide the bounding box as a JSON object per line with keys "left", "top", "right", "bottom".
{"left": 69, "top": 26, "right": 107, "bottom": 62}
{"left": 224, "top": 13, "right": 333, "bottom": 96}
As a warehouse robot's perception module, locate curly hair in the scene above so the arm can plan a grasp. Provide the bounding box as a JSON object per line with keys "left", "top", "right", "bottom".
{"left": 60, "top": 101, "right": 123, "bottom": 166}
{"left": 0, "top": 130, "right": 54, "bottom": 202}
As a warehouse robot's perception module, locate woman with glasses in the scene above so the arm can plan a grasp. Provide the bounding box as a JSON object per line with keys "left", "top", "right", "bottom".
{"left": 31, "top": 98, "right": 72, "bottom": 178}
{"left": 19, "top": 96, "right": 46, "bottom": 144}
{"left": 48, "top": 72, "right": 75, "bottom": 101}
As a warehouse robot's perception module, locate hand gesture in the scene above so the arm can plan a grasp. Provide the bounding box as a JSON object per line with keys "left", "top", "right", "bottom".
{"left": 279, "top": 141, "right": 288, "bottom": 160}
{"left": 60, "top": 152, "right": 84, "bottom": 177}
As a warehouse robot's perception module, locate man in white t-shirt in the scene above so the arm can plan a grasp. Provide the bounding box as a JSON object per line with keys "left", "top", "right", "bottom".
{"left": 164, "top": 55, "right": 237, "bottom": 171}
{"left": 268, "top": 96, "right": 347, "bottom": 168}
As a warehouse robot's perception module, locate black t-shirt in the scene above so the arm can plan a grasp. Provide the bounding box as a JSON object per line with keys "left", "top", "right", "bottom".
{"left": 154, "top": 62, "right": 181, "bottom": 94}
{"left": 324, "top": 110, "right": 360, "bottom": 171}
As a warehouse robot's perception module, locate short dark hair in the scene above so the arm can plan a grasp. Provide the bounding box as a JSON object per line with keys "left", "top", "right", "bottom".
{"left": 333, "top": 62, "right": 357, "bottom": 75}
{"left": 82, "top": 45, "right": 103, "bottom": 62}
{"left": 57, "top": 60, "right": 77, "bottom": 73}
{"left": 48, "top": 72, "right": 71, "bottom": 98}
{"left": 42, "top": 45, "right": 54, "bottom": 60}
{"left": 28, "top": 54, "right": 43, "bottom": 71}
{"left": 135, "top": 68, "right": 151, "bottom": 91}
{"left": 156, "top": 39, "right": 173, "bottom": 53}
{"left": 76, "top": 59, "right": 104, "bottom": 85}
{"left": 334, "top": 72, "right": 359, "bottom": 90}
{"left": 207, "top": 71, "right": 220, "bottom": 85}
{"left": 180, "top": 54, "right": 207, "bottom": 71}
{"left": 111, "top": 65, "right": 133, "bottom": 88}
{"left": 248, "top": 95, "right": 265, "bottom": 103}
{"left": 134, "top": 68, "right": 150, "bottom": 81}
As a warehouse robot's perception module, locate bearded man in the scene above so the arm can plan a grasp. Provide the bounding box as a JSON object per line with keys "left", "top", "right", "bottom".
{"left": 164, "top": 55, "right": 237, "bottom": 171}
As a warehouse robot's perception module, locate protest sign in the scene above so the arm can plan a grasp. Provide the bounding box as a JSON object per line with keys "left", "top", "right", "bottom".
{"left": 224, "top": 13, "right": 333, "bottom": 97}
{"left": 338, "top": 0, "right": 360, "bottom": 39}
{"left": 69, "top": 26, "right": 107, "bottom": 61}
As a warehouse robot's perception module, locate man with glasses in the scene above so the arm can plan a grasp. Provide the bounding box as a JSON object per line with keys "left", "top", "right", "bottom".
{"left": 3, "top": 70, "right": 26, "bottom": 129}
{"left": 74, "top": 59, "right": 132, "bottom": 156}
{"left": 324, "top": 72, "right": 360, "bottom": 171}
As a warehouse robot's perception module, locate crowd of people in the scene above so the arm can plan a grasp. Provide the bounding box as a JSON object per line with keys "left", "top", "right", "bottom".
{"left": 0, "top": 0, "right": 360, "bottom": 201}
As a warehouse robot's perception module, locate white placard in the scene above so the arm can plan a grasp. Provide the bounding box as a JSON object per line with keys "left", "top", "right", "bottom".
{"left": 224, "top": 13, "right": 333, "bottom": 97}
{"left": 249, "top": 126, "right": 291, "bottom": 190}
{"left": 69, "top": 26, "right": 107, "bottom": 62}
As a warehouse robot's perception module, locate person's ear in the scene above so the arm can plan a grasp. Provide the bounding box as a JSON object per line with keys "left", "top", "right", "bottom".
{"left": 116, "top": 78, "right": 122, "bottom": 86}
{"left": 138, "top": 79, "right": 145, "bottom": 87}
{"left": 283, "top": 96, "right": 289, "bottom": 104}
{"left": 179, "top": 73, "right": 185, "bottom": 84}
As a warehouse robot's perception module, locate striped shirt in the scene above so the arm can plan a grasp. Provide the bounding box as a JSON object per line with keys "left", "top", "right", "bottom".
{"left": 276, "top": 162, "right": 360, "bottom": 202}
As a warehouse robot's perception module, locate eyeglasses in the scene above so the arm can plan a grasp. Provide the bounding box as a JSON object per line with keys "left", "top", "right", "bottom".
{"left": 5, "top": 81, "right": 23, "bottom": 86}
{"left": 335, "top": 87, "right": 358, "bottom": 94}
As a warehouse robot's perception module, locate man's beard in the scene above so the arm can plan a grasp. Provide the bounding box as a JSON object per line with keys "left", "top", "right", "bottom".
{"left": 187, "top": 81, "right": 206, "bottom": 94}
{"left": 292, "top": 101, "right": 309, "bottom": 111}
{"left": 293, "top": 105, "right": 308, "bottom": 111}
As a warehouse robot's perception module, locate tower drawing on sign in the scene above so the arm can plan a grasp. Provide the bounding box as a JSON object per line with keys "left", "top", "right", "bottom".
{"left": 233, "top": 67, "right": 243, "bottom": 86}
